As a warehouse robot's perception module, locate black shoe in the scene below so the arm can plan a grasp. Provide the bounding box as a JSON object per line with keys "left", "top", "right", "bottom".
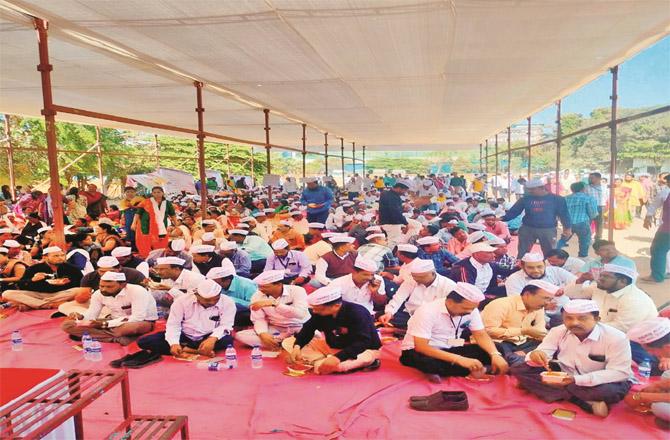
{"left": 409, "top": 390, "right": 444, "bottom": 402}
{"left": 50, "top": 311, "right": 66, "bottom": 319}
{"left": 69, "top": 334, "right": 82, "bottom": 342}
{"left": 109, "top": 352, "right": 143, "bottom": 368}
{"left": 122, "top": 350, "right": 163, "bottom": 369}
{"left": 409, "top": 391, "right": 468, "bottom": 411}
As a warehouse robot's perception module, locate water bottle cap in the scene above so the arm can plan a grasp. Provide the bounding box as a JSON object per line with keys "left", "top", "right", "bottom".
{"left": 227, "top": 344, "right": 233, "bottom": 348}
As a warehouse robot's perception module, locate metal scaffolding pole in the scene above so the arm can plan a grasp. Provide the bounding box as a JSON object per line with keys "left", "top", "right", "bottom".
{"left": 194, "top": 82, "right": 208, "bottom": 218}
{"left": 301, "top": 123, "right": 307, "bottom": 184}
{"left": 340, "top": 138, "right": 344, "bottom": 185}
{"left": 479, "top": 143, "right": 483, "bottom": 174}
{"left": 485, "top": 139, "right": 489, "bottom": 175}
{"left": 494, "top": 134, "right": 499, "bottom": 198}
{"left": 153, "top": 134, "right": 160, "bottom": 170}
{"left": 3, "top": 114, "right": 16, "bottom": 200}
{"left": 507, "top": 126, "right": 512, "bottom": 203}
{"left": 527, "top": 117, "right": 532, "bottom": 179}
{"left": 95, "top": 126, "right": 104, "bottom": 193}
{"left": 352, "top": 142, "right": 356, "bottom": 175}
{"left": 362, "top": 145, "right": 366, "bottom": 175}
{"left": 226, "top": 144, "right": 231, "bottom": 175}
{"left": 555, "top": 100, "right": 562, "bottom": 195}
{"left": 250, "top": 146, "right": 255, "bottom": 183}
{"left": 324, "top": 133, "right": 329, "bottom": 175}
{"left": 608, "top": 66, "right": 619, "bottom": 241}
{"left": 264, "top": 109, "right": 272, "bottom": 203}
{"left": 34, "top": 18, "right": 65, "bottom": 245}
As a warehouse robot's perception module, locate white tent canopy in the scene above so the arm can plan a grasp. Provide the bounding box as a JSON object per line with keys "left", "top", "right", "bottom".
{"left": 1, "top": 0, "right": 669, "bottom": 152}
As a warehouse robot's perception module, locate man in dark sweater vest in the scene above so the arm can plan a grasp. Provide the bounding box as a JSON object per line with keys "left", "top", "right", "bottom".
{"left": 311, "top": 235, "right": 358, "bottom": 287}
{"left": 501, "top": 178, "right": 571, "bottom": 258}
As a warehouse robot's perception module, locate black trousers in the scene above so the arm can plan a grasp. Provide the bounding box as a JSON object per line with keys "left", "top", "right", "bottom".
{"left": 137, "top": 331, "right": 234, "bottom": 355}
{"left": 400, "top": 345, "right": 491, "bottom": 377}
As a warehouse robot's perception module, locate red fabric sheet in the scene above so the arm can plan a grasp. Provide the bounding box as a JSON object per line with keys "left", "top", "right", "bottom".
{"left": 0, "top": 310, "right": 663, "bottom": 439}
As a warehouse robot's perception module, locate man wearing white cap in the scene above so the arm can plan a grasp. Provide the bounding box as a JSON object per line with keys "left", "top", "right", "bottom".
{"left": 146, "top": 239, "right": 193, "bottom": 271}
{"left": 0, "top": 245, "right": 27, "bottom": 292}
{"left": 511, "top": 299, "right": 632, "bottom": 418}
{"left": 312, "top": 235, "right": 358, "bottom": 287}
{"left": 303, "top": 223, "right": 332, "bottom": 266}
{"left": 151, "top": 256, "right": 205, "bottom": 317}
{"left": 138, "top": 279, "right": 236, "bottom": 358}
{"left": 284, "top": 285, "right": 382, "bottom": 374}
{"left": 418, "top": 179, "right": 438, "bottom": 198}
{"left": 625, "top": 318, "right": 670, "bottom": 428}
{"left": 190, "top": 244, "right": 225, "bottom": 276}
{"left": 357, "top": 233, "right": 398, "bottom": 273}
{"left": 62, "top": 271, "right": 157, "bottom": 345}
{"left": 264, "top": 239, "right": 312, "bottom": 285}
{"left": 328, "top": 256, "right": 386, "bottom": 314}
{"left": 289, "top": 210, "right": 309, "bottom": 236}
{"left": 379, "top": 243, "right": 418, "bottom": 287}
{"left": 448, "top": 242, "right": 515, "bottom": 297}
{"left": 270, "top": 220, "right": 305, "bottom": 250}
{"left": 563, "top": 263, "right": 658, "bottom": 368}
{"left": 480, "top": 210, "right": 511, "bottom": 243}
{"left": 380, "top": 258, "right": 456, "bottom": 328}
{"left": 192, "top": 219, "right": 224, "bottom": 244}
{"left": 206, "top": 261, "right": 258, "bottom": 327}
{"left": 300, "top": 177, "right": 334, "bottom": 224}
{"left": 251, "top": 211, "right": 273, "bottom": 242}
{"left": 111, "top": 246, "right": 149, "bottom": 278}
{"left": 235, "top": 270, "right": 309, "bottom": 350}
{"left": 505, "top": 252, "right": 575, "bottom": 296}
{"left": 482, "top": 280, "right": 558, "bottom": 358}
{"left": 218, "top": 240, "right": 252, "bottom": 278}
{"left": 2, "top": 246, "right": 85, "bottom": 310}
{"left": 228, "top": 229, "right": 272, "bottom": 275}
{"left": 501, "top": 177, "right": 572, "bottom": 258}
{"left": 416, "top": 236, "right": 458, "bottom": 277}
{"left": 399, "top": 282, "right": 509, "bottom": 379}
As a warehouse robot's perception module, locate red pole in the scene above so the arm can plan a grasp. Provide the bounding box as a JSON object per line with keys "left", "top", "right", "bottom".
{"left": 324, "top": 132, "right": 329, "bottom": 175}
{"left": 527, "top": 116, "right": 532, "bottom": 179}
{"left": 362, "top": 145, "right": 366, "bottom": 176}
{"left": 301, "top": 123, "right": 307, "bottom": 185}
{"left": 494, "top": 134, "right": 499, "bottom": 198}
{"left": 340, "top": 138, "right": 345, "bottom": 186}
{"left": 352, "top": 142, "right": 356, "bottom": 175}
{"left": 95, "top": 126, "right": 104, "bottom": 194}
{"left": 264, "top": 109, "right": 272, "bottom": 203}
{"left": 194, "top": 81, "right": 208, "bottom": 218}
{"left": 507, "top": 126, "right": 512, "bottom": 203}
{"left": 555, "top": 100, "right": 562, "bottom": 194}
{"left": 3, "top": 114, "right": 16, "bottom": 200}
{"left": 485, "top": 139, "right": 489, "bottom": 175}
{"left": 34, "top": 18, "right": 65, "bottom": 246}
{"left": 153, "top": 134, "right": 160, "bottom": 170}
{"left": 608, "top": 66, "right": 619, "bottom": 241}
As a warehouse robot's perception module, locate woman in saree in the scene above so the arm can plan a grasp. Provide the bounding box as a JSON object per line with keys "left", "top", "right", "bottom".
{"left": 132, "top": 187, "right": 177, "bottom": 257}
{"left": 612, "top": 178, "right": 632, "bottom": 229}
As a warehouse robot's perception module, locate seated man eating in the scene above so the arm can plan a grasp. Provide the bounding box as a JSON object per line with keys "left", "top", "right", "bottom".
{"left": 399, "top": 282, "right": 509, "bottom": 380}
{"left": 511, "top": 299, "right": 632, "bottom": 418}
{"left": 283, "top": 285, "right": 381, "bottom": 375}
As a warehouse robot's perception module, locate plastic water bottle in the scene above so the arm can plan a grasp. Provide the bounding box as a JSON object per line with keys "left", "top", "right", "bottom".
{"left": 251, "top": 345, "right": 263, "bottom": 369}
{"left": 638, "top": 359, "right": 652, "bottom": 383}
{"left": 11, "top": 330, "right": 23, "bottom": 352}
{"left": 82, "top": 332, "right": 92, "bottom": 359}
{"left": 207, "top": 361, "right": 224, "bottom": 371}
{"left": 225, "top": 345, "right": 238, "bottom": 369}
{"left": 88, "top": 339, "right": 102, "bottom": 362}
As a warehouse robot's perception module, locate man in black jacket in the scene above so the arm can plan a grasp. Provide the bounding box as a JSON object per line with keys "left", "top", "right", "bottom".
{"left": 379, "top": 180, "right": 410, "bottom": 248}
{"left": 284, "top": 285, "right": 381, "bottom": 375}
{"left": 2, "top": 246, "right": 85, "bottom": 310}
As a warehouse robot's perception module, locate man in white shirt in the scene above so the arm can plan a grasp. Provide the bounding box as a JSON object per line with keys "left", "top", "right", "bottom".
{"left": 150, "top": 256, "right": 205, "bottom": 317}
{"left": 235, "top": 270, "right": 310, "bottom": 350}
{"left": 61, "top": 271, "right": 157, "bottom": 345}
{"left": 399, "top": 282, "right": 509, "bottom": 379}
{"left": 563, "top": 264, "right": 658, "bottom": 369}
{"left": 379, "top": 259, "right": 456, "bottom": 328}
{"left": 138, "top": 279, "right": 236, "bottom": 357}
{"left": 511, "top": 299, "right": 632, "bottom": 418}
{"left": 546, "top": 249, "right": 584, "bottom": 275}
{"left": 303, "top": 223, "right": 332, "bottom": 265}
{"left": 252, "top": 211, "right": 273, "bottom": 242}
{"left": 379, "top": 243, "right": 417, "bottom": 288}
{"left": 328, "top": 256, "right": 387, "bottom": 314}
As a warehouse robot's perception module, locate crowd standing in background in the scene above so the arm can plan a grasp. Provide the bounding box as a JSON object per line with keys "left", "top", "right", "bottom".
{"left": 1, "top": 168, "right": 669, "bottom": 424}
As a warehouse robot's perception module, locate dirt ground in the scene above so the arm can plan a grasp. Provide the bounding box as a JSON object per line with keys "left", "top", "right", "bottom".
{"left": 562, "top": 216, "right": 669, "bottom": 308}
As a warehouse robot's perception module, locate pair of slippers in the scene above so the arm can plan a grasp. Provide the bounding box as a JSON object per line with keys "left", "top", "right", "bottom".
{"left": 409, "top": 391, "right": 468, "bottom": 411}
{"left": 110, "top": 350, "right": 162, "bottom": 369}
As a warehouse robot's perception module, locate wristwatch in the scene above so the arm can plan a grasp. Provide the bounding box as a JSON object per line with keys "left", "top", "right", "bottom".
{"left": 490, "top": 351, "right": 503, "bottom": 357}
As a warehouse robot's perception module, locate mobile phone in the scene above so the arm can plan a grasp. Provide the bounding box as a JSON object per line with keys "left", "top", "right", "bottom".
{"left": 551, "top": 408, "right": 576, "bottom": 421}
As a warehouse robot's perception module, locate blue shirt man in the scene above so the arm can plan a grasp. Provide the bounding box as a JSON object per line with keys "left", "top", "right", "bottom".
{"left": 300, "top": 178, "right": 334, "bottom": 224}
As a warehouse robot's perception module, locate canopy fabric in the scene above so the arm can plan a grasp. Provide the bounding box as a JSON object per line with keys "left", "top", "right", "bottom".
{"left": 1, "top": 1, "right": 669, "bottom": 152}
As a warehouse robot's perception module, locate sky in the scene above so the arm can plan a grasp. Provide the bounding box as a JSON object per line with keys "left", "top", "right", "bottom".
{"left": 525, "top": 35, "right": 670, "bottom": 126}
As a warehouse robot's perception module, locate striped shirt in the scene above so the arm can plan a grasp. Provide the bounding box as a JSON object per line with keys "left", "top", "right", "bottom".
{"left": 565, "top": 192, "right": 598, "bottom": 225}
{"left": 586, "top": 184, "right": 605, "bottom": 207}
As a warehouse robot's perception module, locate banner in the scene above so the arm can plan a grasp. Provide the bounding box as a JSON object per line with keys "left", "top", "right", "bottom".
{"left": 126, "top": 167, "right": 197, "bottom": 195}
